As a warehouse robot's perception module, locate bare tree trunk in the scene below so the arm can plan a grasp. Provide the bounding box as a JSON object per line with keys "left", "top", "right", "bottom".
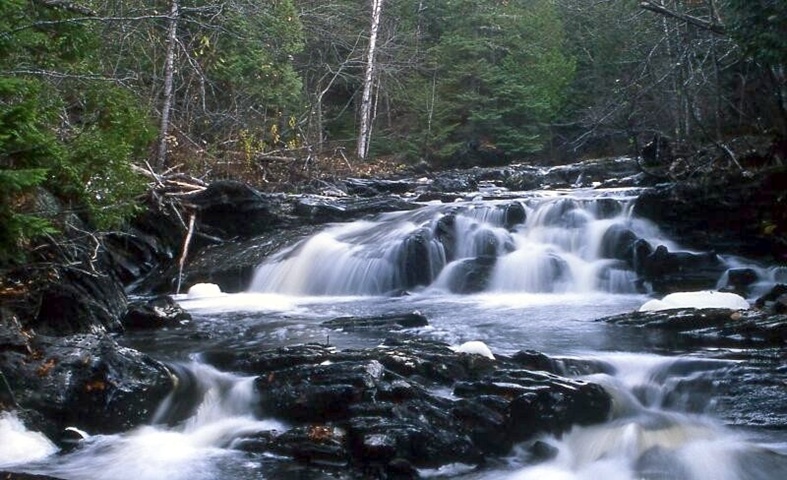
{"left": 357, "top": 0, "right": 384, "bottom": 160}
{"left": 157, "top": 0, "right": 179, "bottom": 170}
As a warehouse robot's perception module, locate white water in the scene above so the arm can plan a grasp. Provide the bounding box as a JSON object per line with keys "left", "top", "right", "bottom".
{"left": 0, "top": 412, "right": 58, "bottom": 468}
{"left": 18, "top": 363, "right": 285, "bottom": 480}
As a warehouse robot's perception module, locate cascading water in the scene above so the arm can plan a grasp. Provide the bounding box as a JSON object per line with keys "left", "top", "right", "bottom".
{"left": 9, "top": 363, "right": 285, "bottom": 480}
{"left": 477, "top": 354, "right": 787, "bottom": 480}
{"left": 249, "top": 190, "right": 680, "bottom": 296}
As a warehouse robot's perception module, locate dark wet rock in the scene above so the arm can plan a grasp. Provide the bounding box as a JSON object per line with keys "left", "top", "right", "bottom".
{"left": 189, "top": 181, "right": 285, "bottom": 239}
{"left": 122, "top": 295, "right": 191, "bottom": 330}
{"left": 444, "top": 256, "right": 497, "bottom": 294}
{"left": 755, "top": 284, "right": 787, "bottom": 314}
{"left": 323, "top": 312, "right": 429, "bottom": 331}
{"left": 503, "top": 157, "right": 642, "bottom": 190}
{"left": 528, "top": 440, "right": 560, "bottom": 462}
{"left": 592, "top": 198, "right": 625, "bottom": 219}
{"left": 427, "top": 172, "right": 479, "bottom": 194}
{"left": 434, "top": 213, "right": 458, "bottom": 262}
{"left": 0, "top": 320, "right": 173, "bottom": 441}
{"left": 502, "top": 202, "right": 527, "bottom": 229}
{"left": 502, "top": 166, "right": 550, "bottom": 191}
{"left": 721, "top": 267, "right": 759, "bottom": 296}
{"left": 32, "top": 269, "right": 126, "bottom": 337}
{"left": 632, "top": 168, "right": 787, "bottom": 262}
{"left": 214, "top": 339, "right": 612, "bottom": 473}
{"left": 510, "top": 350, "right": 615, "bottom": 377}
{"left": 600, "top": 308, "right": 786, "bottom": 347}
{"left": 104, "top": 206, "right": 184, "bottom": 292}
{"left": 200, "top": 343, "right": 337, "bottom": 374}
{"left": 343, "top": 178, "right": 416, "bottom": 197}
{"left": 600, "top": 224, "right": 639, "bottom": 265}
{"left": 170, "top": 224, "right": 321, "bottom": 293}
{"left": 398, "top": 227, "right": 440, "bottom": 289}
{"left": 294, "top": 195, "right": 418, "bottom": 223}
{"left": 639, "top": 245, "right": 727, "bottom": 294}
{"left": 708, "top": 349, "right": 787, "bottom": 429}
{"left": 507, "top": 377, "right": 611, "bottom": 438}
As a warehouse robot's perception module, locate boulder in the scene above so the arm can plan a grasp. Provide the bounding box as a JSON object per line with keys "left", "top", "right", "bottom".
{"left": 434, "top": 213, "right": 458, "bottom": 262}
{"left": 189, "top": 181, "right": 285, "bottom": 239}
{"left": 444, "top": 256, "right": 497, "bottom": 294}
{"left": 720, "top": 267, "right": 759, "bottom": 296}
{"left": 599, "top": 224, "right": 639, "bottom": 265}
{"left": 122, "top": 295, "right": 191, "bottom": 330}
{"left": 502, "top": 201, "right": 527, "bottom": 229}
{"left": 639, "top": 245, "right": 727, "bottom": 294}
{"left": 32, "top": 269, "right": 126, "bottom": 337}
{"left": 398, "top": 227, "right": 439, "bottom": 289}
{"left": 0, "top": 320, "right": 174, "bottom": 442}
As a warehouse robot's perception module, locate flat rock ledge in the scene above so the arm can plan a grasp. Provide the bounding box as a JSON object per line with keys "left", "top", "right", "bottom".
{"left": 197, "top": 339, "right": 611, "bottom": 478}
{"left": 599, "top": 308, "right": 787, "bottom": 348}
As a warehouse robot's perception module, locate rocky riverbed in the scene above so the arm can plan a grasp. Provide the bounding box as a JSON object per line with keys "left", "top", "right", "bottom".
{"left": 2, "top": 157, "right": 785, "bottom": 479}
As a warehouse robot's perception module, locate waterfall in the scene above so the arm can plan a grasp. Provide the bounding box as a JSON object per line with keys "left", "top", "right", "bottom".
{"left": 249, "top": 191, "right": 682, "bottom": 296}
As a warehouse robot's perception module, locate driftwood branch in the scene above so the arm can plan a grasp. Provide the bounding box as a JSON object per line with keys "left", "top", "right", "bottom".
{"left": 256, "top": 154, "right": 298, "bottom": 162}
{"left": 176, "top": 212, "right": 196, "bottom": 294}
{"left": 640, "top": 1, "right": 726, "bottom": 35}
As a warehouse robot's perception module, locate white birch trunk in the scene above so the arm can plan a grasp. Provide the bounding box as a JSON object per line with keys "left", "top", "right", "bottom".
{"left": 157, "top": 0, "right": 179, "bottom": 170}
{"left": 357, "top": 0, "right": 383, "bottom": 160}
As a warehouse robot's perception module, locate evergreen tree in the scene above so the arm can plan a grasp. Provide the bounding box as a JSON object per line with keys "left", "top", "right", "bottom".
{"left": 0, "top": 0, "right": 155, "bottom": 264}
{"left": 398, "top": 0, "right": 575, "bottom": 162}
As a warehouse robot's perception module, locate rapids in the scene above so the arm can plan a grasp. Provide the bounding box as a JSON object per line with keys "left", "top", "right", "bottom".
{"left": 4, "top": 188, "right": 785, "bottom": 479}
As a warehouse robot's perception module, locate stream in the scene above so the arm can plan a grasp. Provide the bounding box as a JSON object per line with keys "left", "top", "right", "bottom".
{"left": 3, "top": 188, "right": 786, "bottom": 479}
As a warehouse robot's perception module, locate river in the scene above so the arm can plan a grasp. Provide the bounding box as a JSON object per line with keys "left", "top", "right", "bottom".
{"left": 3, "top": 188, "right": 786, "bottom": 479}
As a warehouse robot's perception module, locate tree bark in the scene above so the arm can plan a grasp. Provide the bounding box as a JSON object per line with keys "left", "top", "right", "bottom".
{"left": 156, "top": 0, "right": 179, "bottom": 170}
{"left": 357, "top": 0, "right": 384, "bottom": 160}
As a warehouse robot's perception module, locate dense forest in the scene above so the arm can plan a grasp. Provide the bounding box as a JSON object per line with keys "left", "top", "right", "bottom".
{"left": 1, "top": 0, "right": 785, "bottom": 265}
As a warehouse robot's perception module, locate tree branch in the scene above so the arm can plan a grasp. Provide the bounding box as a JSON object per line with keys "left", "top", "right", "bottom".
{"left": 640, "top": 1, "right": 726, "bottom": 35}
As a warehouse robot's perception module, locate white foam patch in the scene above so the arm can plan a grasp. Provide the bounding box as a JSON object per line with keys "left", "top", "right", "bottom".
{"left": 452, "top": 340, "right": 495, "bottom": 359}
{"left": 187, "top": 283, "right": 223, "bottom": 298}
{"left": 176, "top": 292, "right": 302, "bottom": 314}
{"left": 639, "top": 291, "right": 749, "bottom": 312}
{"left": 0, "top": 411, "right": 58, "bottom": 467}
